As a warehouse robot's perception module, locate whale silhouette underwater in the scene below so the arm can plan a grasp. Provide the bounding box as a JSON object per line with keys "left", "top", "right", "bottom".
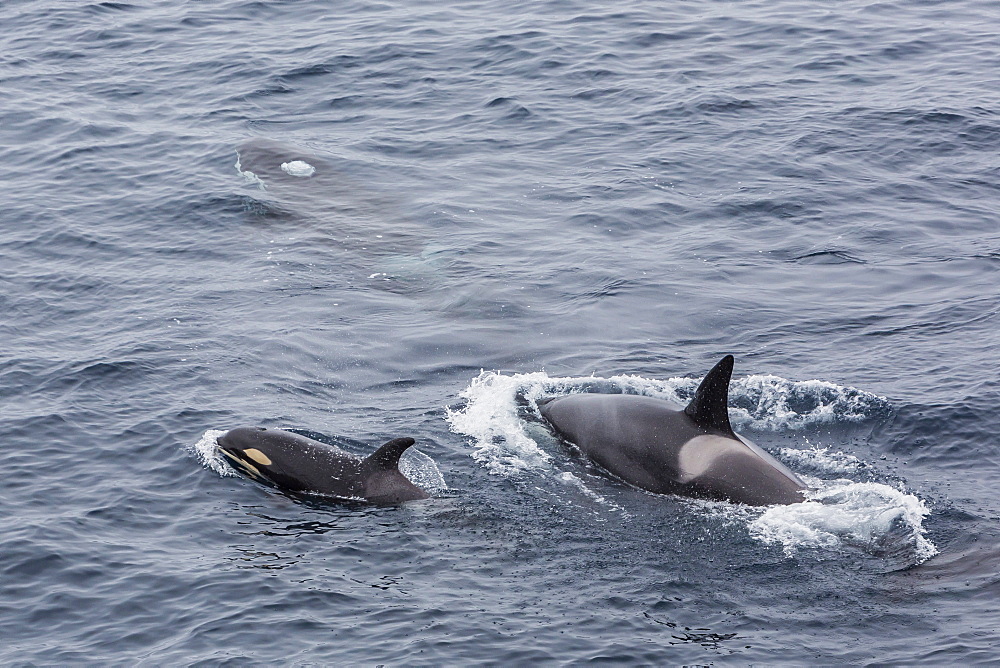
{"left": 234, "top": 138, "right": 424, "bottom": 258}
{"left": 539, "top": 355, "right": 807, "bottom": 506}
{"left": 217, "top": 427, "right": 429, "bottom": 504}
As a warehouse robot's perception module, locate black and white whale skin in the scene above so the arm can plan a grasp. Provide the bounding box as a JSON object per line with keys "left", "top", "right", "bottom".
{"left": 217, "top": 427, "right": 429, "bottom": 504}
{"left": 539, "top": 356, "right": 807, "bottom": 506}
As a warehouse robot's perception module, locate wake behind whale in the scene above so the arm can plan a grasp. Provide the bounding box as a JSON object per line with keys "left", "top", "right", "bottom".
{"left": 446, "top": 361, "right": 935, "bottom": 565}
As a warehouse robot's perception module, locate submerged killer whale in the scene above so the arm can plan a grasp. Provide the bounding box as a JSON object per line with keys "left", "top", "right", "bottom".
{"left": 217, "top": 427, "right": 429, "bottom": 504}
{"left": 539, "top": 355, "right": 807, "bottom": 506}
{"left": 234, "top": 138, "right": 422, "bottom": 257}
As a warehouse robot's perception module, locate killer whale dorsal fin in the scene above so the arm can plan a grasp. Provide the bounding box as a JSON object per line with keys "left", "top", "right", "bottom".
{"left": 684, "top": 355, "right": 736, "bottom": 436}
{"left": 364, "top": 437, "right": 417, "bottom": 471}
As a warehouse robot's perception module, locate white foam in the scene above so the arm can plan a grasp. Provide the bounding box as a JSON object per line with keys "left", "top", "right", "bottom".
{"left": 729, "top": 374, "right": 889, "bottom": 430}
{"left": 749, "top": 480, "right": 937, "bottom": 564}
{"left": 190, "top": 429, "right": 237, "bottom": 476}
{"left": 447, "top": 369, "right": 889, "bottom": 477}
{"left": 280, "top": 160, "right": 315, "bottom": 177}
{"left": 234, "top": 152, "right": 266, "bottom": 190}
{"left": 778, "top": 443, "right": 867, "bottom": 476}
{"left": 445, "top": 370, "right": 554, "bottom": 476}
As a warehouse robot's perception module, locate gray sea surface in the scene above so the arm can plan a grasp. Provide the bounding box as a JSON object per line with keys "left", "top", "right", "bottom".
{"left": 2, "top": 0, "right": 999, "bottom": 663}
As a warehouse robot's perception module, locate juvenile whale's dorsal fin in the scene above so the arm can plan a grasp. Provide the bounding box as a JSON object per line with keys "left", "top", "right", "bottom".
{"left": 684, "top": 355, "right": 736, "bottom": 436}
{"left": 364, "top": 437, "right": 417, "bottom": 471}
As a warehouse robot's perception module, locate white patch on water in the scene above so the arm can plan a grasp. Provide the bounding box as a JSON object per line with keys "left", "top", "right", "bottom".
{"left": 778, "top": 442, "right": 867, "bottom": 476}
{"left": 749, "top": 479, "right": 938, "bottom": 564}
{"left": 191, "top": 429, "right": 237, "bottom": 476}
{"left": 234, "top": 152, "right": 266, "bottom": 190}
{"left": 445, "top": 370, "right": 555, "bottom": 476}
{"left": 730, "top": 374, "right": 888, "bottom": 430}
{"left": 280, "top": 160, "right": 315, "bottom": 177}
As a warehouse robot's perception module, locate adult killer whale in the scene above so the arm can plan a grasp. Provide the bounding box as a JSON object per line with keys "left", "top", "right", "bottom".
{"left": 217, "top": 427, "right": 429, "bottom": 504}
{"left": 538, "top": 355, "right": 807, "bottom": 506}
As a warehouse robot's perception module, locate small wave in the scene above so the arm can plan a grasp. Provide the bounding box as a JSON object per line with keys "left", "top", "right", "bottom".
{"left": 778, "top": 443, "right": 869, "bottom": 477}
{"left": 730, "top": 375, "right": 892, "bottom": 429}
{"left": 190, "top": 429, "right": 236, "bottom": 476}
{"left": 446, "top": 371, "right": 554, "bottom": 476}
{"left": 791, "top": 249, "right": 867, "bottom": 265}
{"left": 447, "top": 369, "right": 890, "bottom": 476}
{"left": 748, "top": 480, "right": 937, "bottom": 566}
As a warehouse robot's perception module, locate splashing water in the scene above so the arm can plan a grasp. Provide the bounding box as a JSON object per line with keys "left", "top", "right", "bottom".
{"left": 399, "top": 448, "right": 448, "bottom": 495}
{"left": 749, "top": 477, "right": 937, "bottom": 564}
{"left": 448, "top": 370, "right": 935, "bottom": 566}
{"left": 446, "top": 369, "right": 891, "bottom": 476}
{"left": 191, "top": 429, "right": 235, "bottom": 477}
{"left": 445, "top": 371, "right": 555, "bottom": 476}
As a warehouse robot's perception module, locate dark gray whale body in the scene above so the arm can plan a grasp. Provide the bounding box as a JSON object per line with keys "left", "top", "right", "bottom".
{"left": 217, "top": 427, "right": 429, "bottom": 504}
{"left": 539, "top": 356, "right": 807, "bottom": 506}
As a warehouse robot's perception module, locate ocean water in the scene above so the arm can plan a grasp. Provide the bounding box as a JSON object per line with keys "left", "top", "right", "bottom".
{"left": 2, "top": 0, "right": 999, "bottom": 663}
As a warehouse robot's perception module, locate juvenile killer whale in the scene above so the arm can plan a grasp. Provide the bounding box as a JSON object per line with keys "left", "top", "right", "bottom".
{"left": 539, "top": 355, "right": 807, "bottom": 506}
{"left": 217, "top": 427, "right": 429, "bottom": 504}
